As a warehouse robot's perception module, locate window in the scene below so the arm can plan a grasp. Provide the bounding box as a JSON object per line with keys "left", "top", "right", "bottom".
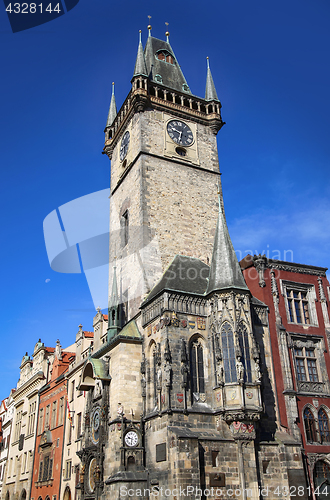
{"left": 21, "top": 453, "right": 27, "bottom": 475}
{"left": 154, "top": 74, "right": 163, "bottom": 83}
{"left": 156, "top": 50, "right": 174, "bottom": 64}
{"left": 237, "top": 322, "right": 252, "bottom": 383}
{"left": 64, "top": 460, "right": 72, "bottom": 480}
{"left": 58, "top": 398, "right": 64, "bottom": 426}
{"left": 190, "top": 339, "right": 205, "bottom": 395}
{"left": 120, "top": 211, "right": 129, "bottom": 247}
{"left": 40, "top": 455, "right": 53, "bottom": 482}
{"left": 182, "top": 83, "right": 190, "bottom": 92}
{"left": 294, "top": 347, "right": 318, "bottom": 382}
{"left": 318, "top": 409, "right": 330, "bottom": 443}
{"left": 14, "top": 410, "right": 22, "bottom": 442}
{"left": 67, "top": 420, "right": 72, "bottom": 444}
{"left": 304, "top": 407, "right": 317, "bottom": 442}
{"left": 221, "top": 323, "right": 237, "bottom": 383}
{"left": 51, "top": 401, "right": 57, "bottom": 429}
{"left": 287, "top": 289, "right": 310, "bottom": 324}
{"left": 70, "top": 381, "right": 75, "bottom": 402}
{"left": 27, "top": 401, "right": 36, "bottom": 435}
{"left": 76, "top": 413, "right": 82, "bottom": 440}
{"left": 45, "top": 405, "right": 50, "bottom": 430}
{"left": 281, "top": 281, "right": 317, "bottom": 326}
{"left": 38, "top": 408, "right": 44, "bottom": 435}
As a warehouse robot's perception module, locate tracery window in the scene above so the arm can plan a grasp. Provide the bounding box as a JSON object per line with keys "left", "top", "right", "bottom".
{"left": 237, "top": 322, "right": 252, "bottom": 383}
{"left": 319, "top": 409, "right": 330, "bottom": 443}
{"left": 190, "top": 339, "right": 205, "bottom": 394}
{"left": 304, "top": 407, "right": 317, "bottom": 442}
{"left": 221, "top": 323, "right": 237, "bottom": 383}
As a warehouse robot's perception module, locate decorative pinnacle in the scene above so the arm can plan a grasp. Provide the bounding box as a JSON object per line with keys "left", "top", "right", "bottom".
{"left": 112, "top": 82, "right": 114, "bottom": 94}
{"left": 148, "top": 15, "right": 152, "bottom": 36}
{"left": 139, "top": 30, "right": 142, "bottom": 43}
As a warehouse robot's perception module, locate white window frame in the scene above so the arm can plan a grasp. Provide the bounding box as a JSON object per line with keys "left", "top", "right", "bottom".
{"left": 280, "top": 280, "right": 318, "bottom": 327}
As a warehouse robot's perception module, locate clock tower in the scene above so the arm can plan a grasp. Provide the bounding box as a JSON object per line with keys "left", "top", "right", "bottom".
{"left": 103, "top": 28, "right": 224, "bottom": 324}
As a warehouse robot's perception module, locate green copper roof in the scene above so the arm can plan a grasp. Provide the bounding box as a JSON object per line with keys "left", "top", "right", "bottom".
{"left": 144, "top": 36, "right": 191, "bottom": 94}
{"left": 118, "top": 320, "right": 141, "bottom": 340}
{"left": 205, "top": 57, "right": 219, "bottom": 101}
{"left": 106, "top": 82, "right": 117, "bottom": 127}
{"left": 133, "top": 31, "right": 148, "bottom": 77}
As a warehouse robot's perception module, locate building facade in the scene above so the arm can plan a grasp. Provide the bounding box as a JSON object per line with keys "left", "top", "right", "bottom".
{"left": 242, "top": 255, "right": 330, "bottom": 498}
{"left": 2, "top": 341, "right": 55, "bottom": 500}
{"left": 0, "top": 391, "right": 15, "bottom": 498}
{"left": 30, "top": 340, "right": 75, "bottom": 500}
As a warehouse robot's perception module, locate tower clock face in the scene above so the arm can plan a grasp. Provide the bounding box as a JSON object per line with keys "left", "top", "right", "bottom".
{"left": 120, "top": 131, "right": 130, "bottom": 161}
{"left": 167, "top": 120, "right": 193, "bottom": 146}
{"left": 91, "top": 407, "right": 101, "bottom": 444}
{"left": 124, "top": 430, "right": 139, "bottom": 447}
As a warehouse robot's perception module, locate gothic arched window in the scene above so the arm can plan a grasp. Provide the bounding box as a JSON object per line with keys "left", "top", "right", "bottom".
{"left": 190, "top": 339, "right": 205, "bottom": 394}
{"left": 319, "top": 409, "right": 330, "bottom": 443}
{"left": 221, "top": 323, "right": 237, "bottom": 383}
{"left": 237, "top": 323, "right": 252, "bottom": 383}
{"left": 304, "top": 407, "right": 317, "bottom": 442}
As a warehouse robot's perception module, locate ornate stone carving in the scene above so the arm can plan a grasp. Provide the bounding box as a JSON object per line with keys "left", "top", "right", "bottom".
{"left": 297, "top": 381, "right": 325, "bottom": 394}
{"left": 236, "top": 357, "right": 244, "bottom": 383}
{"left": 253, "top": 254, "right": 267, "bottom": 287}
{"left": 318, "top": 277, "right": 327, "bottom": 302}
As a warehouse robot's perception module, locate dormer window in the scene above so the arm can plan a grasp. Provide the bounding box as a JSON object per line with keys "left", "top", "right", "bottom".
{"left": 155, "top": 74, "right": 163, "bottom": 83}
{"left": 182, "top": 83, "right": 190, "bottom": 92}
{"left": 156, "top": 50, "right": 174, "bottom": 65}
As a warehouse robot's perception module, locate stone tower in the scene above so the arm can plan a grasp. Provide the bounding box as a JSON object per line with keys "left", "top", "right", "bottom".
{"left": 103, "top": 28, "right": 224, "bottom": 323}
{"left": 75, "top": 29, "right": 308, "bottom": 500}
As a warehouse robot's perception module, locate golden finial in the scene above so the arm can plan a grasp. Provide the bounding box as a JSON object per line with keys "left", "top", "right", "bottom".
{"left": 165, "top": 22, "right": 169, "bottom": 42}
{"left": 148, "top": 15, "right": 152, "bottom": 36}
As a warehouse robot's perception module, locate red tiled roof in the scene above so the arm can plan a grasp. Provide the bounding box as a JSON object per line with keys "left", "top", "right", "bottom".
{"left": 84, "top": 331, "right": 94, "bottom": 338}
{"left": 45, "top": 347, "right": 55, "bottom": 353}
{"left": 103, "top": 314, "right": 108, "bottom": 320}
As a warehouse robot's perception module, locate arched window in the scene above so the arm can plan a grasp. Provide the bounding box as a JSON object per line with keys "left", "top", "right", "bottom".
{"left": 237, "top": 323, "right": 252, "bottom": 383}
{"left": 319, "top": 409, "right": 330, "bottom": 443}
{"left": 190, "top": 339, "right": 205, "bottom": 395}
{"left": 304, "top": 407, "right": 317, "bottom": 442}
{"left": 314, "top": 461, "right": 330, "bottom": 500}
{"left": 221, "top": 323, "right": 237, "bottom": 383}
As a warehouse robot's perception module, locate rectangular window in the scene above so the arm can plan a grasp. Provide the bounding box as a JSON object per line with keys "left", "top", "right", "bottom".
{"left": 68, "top": 420, "right": 72, "bottom": 444}
{"left": 27, "top": 401, "right": 36, "bottom": 435}
{"left": 38, "top": 408, "right": 44, "bottom": 435}
{"left": 120, "top": 210, "right": 129, "bottom": 247}
{"left": 281, "top": 280, "right": 318, "bottom": 326}
{"left": 45, "top": 405, "right": 50, "bottom": 430}
{"left": 51, "top": 401, "right": 57, "bottom": 429}
{"left": 65, "top": 460, "right": 72, "bottom": 480}
{"left": 76, "top": 412, "right": 82, "bottom": 439}
{"left": 70, "top": 380, "right": 75, "bottom": 402}
{"left": 294, "top": 347, "right": 319, "bottom": 382}
{"left": 58, "top": 397, "right": 64, "bottom": 426}
{"left": 15, "top": 410, "right": 22, "bottom": 442}
{"left": 287, "top": 289, "right": 310, "bottom": 324}
{"left": 22, "top": 452, "right": 27, "bottom": 475}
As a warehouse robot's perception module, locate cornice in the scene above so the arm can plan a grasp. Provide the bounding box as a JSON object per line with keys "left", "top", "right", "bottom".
{"left": 13, "top": 371, "right": 45, "bottom": 400}
{"left": 266, "top": 259, "right": 327, "bottom": 277}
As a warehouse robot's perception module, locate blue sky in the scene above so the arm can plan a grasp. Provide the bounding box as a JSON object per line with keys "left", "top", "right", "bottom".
{"left": 0, "top": 0, "right": 329, "bottom": 400}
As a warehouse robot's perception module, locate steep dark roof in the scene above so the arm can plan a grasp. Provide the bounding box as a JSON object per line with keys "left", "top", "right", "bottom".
{"left": 205, "top": 58, "right": 219, "bottom": 101}
{"left": 142, "top": 255, "right": 209, "bottom": 306}
{"left": 144, "top": 36, "right": 191, "bottom": 94}
{"left": 206, "top": 201, "right": 248, "bottom": 294}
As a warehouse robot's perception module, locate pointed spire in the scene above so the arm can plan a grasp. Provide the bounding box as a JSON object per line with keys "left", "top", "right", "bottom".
{"left": 206, "top": 184, "right": 248, "bottom": 294}
{"left": 109, "top": 262, "right": 119, "bottom": 309}
{"left": 133, "top": 30, "right": 148, "bottom": 77}
{"left": 205, "top": 57, "right": 219, "bottom": 101}
{"left": 107, "top": 262, "right": 120, "bottom": 341}
{"left": 106, "top": 82, "right": 117, "bottom": 128}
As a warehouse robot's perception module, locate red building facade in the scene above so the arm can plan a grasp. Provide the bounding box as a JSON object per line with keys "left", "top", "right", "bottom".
{"left": 31, "top": 341, "right": 75, "bottom": 500}
{"left": 242, "top": 255, "right": 330, "bottom": 497}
